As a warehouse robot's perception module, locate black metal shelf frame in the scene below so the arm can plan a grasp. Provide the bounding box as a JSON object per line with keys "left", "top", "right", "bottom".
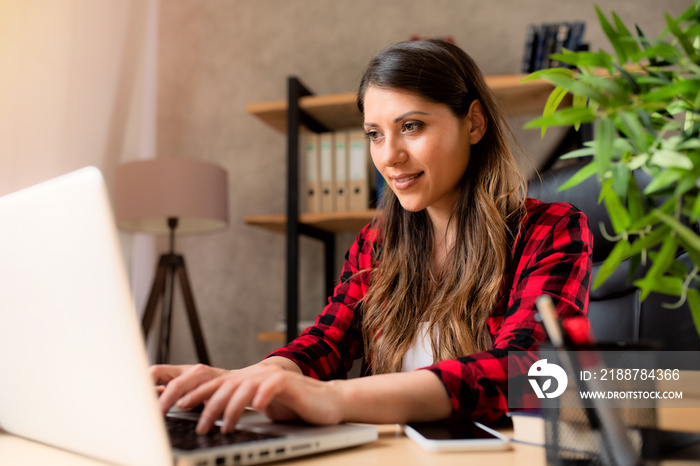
{"left": 285, "top": 76, "right": 336, "bottom": 344}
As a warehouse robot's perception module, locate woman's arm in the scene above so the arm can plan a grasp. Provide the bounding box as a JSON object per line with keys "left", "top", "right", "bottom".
{"left": 333, "top": 370, "right": 452, "bottom": 424}
{"left": 171, "top": 363, "right": 451, "bottom": 434}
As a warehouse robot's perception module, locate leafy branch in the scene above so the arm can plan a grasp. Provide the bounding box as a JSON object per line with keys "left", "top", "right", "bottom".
{"left": 524, "top": 2, "right": 700, "bottom": 337}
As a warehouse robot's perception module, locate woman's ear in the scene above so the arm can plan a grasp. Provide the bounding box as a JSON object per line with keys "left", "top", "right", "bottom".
{"left": 467, "top": 100, "right": 487, "bottom": 145}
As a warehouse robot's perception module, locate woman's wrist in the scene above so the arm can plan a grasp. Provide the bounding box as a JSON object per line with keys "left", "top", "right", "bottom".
{"left": 329, "top": 379, "right": 354, "bottom": 423}
{"left": 256, "top": 356, "right": 303, "bottom": 374}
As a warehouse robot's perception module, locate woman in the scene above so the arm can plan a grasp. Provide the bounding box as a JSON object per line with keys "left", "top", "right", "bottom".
{"left": 152, "top": 39, "right": 592, "bottom": 435}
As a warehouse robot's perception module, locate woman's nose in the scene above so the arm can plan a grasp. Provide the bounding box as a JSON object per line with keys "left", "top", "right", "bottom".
{"left": 376, "top": 135, "right": 408, "bottom": 167}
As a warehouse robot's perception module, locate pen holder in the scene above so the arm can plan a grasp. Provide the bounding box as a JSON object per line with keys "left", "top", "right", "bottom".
{"left": 540, "top": 343, "right": 660, "bottom": 466}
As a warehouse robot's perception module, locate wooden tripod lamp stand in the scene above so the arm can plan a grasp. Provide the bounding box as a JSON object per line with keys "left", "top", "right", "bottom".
{"left": 114, "top": 158, "right": 229, "bottom": 365}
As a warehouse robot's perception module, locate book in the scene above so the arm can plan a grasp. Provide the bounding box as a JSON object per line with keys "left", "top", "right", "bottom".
{"left": 334, "top": 131, "right": 350, "bottom": 212}
{"left": 348, "top": 130, "right": 370, "bottom": 211}
{"left": 507, "top": 410, "right": 544, "bottom": 446}
{"left": 532, "top": 24, "right": 550, "bottom": 71}
{"left": 319, "top": 132, "right": 335, "bottom": 213}
{"left": 523, "top": 21, "right": 586, "bottom": 71}
{"left": 521, "top": 24, "right": 538, "bottom": 73}
{"left": 549, "top": 23, "right": 571, "bottom": 68}
{"left": 541, "top": 23, "right": 561, "bottom": 70}
{"left": 303, "top": 133, "right": 321, "bottom": 214}
{"left": 564, "top": 21, "right": 586, "bottom": 55}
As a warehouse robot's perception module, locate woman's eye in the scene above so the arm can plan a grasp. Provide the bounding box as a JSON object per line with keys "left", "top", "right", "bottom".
{"left": 403, "top": 121, "right": 422, "bottom": 132}
{"left": 365, "top": 130, "right": 380, "bottom": 141}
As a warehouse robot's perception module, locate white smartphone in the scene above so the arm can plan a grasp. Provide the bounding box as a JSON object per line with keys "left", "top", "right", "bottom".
{"left": 403, "top": 421, "right": 511, "bottom": 452}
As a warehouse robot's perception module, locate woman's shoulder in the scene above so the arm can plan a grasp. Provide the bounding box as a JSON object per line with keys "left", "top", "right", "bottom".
{"left": 522, "top": 197, "right": 588, "bottom": 228}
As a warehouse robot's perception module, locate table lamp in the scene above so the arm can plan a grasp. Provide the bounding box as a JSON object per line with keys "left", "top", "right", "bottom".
{"left": 114, "top": 158, "right": 229, "bottom": 365}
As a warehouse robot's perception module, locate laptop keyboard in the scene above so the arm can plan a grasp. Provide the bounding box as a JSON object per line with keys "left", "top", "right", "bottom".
{"left": 166, "top": 416, "right": 282, "bottom": 451}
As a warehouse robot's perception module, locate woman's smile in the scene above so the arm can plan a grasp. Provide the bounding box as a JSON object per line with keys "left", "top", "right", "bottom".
{"left": 389, "top": 171, "right": 424, "bottom": 190}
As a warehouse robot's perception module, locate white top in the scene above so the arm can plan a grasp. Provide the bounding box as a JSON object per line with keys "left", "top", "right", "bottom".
{"left": 401, "top": 322, "right": 492, "bottom": 371}
{"left": 402, "top": 322, "right": 434, "bottom": 372}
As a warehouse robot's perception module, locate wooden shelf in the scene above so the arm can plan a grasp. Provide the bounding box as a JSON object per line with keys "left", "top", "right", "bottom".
{"left": 245, "top": 75, "right": 554, "bottom": 133}
{"left": 244, "top": 209, "right": 376, "bottom": 234}
{"left": 257, "top": 331, "right": 285, "bottom": 343}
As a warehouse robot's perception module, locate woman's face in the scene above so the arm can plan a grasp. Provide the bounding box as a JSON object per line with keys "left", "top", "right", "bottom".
{"left": 362, "top": 86, "right": 486, "bottom": 218}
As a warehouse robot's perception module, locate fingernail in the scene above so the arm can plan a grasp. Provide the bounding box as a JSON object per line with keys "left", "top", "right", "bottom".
{"left": 176, "top": 397, "right": 188, "bottom": 408}
{"left": 196, "top": 417, "right": 209, "bottom": 435}
{"left": 221, "top": 419, "right": 233, "bottom": 434}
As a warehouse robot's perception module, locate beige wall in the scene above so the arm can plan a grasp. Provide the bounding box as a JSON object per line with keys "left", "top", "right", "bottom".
{"left": 1, "top": 1, "right": 690, "bottom": 370}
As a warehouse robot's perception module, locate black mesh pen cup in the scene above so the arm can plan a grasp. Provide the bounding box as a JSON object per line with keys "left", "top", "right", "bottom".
{"left": 541, "top": 344, "right": 659, "bottom": 466}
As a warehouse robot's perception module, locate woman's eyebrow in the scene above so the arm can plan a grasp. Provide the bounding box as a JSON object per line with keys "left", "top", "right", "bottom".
{"left": 394, "top": 110, "right": 430, "bottom": 122}
{"left": 364, "top": 111, "right": 431, "bottom": 127}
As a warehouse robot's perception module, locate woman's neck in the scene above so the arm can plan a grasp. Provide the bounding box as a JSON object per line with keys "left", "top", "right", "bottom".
{"left": 429, "top": 210, "right": 455, "bottom": 273}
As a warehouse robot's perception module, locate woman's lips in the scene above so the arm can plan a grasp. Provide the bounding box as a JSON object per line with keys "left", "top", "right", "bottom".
{"left": 391, "top": 172, "right": 424, "bottom": 190}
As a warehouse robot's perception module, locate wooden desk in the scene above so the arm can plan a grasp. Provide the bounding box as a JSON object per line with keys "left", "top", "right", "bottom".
{"left": 0, "top": 425, "right": 542, "bottom": 466}
{"left": 2, "top": 424, "right": 699, "bottom": 466}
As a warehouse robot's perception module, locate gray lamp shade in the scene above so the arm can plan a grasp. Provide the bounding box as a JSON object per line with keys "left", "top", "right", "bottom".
{"left": 114, "top": 158, "right": 229, "bottom": 235}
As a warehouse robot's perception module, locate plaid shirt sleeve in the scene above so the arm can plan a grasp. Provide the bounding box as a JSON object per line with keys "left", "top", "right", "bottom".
{"left": 424, "top": 199, "right": 592, "bottom": 423}
{"left": 266, "top": 223, "right": 379, "bottom": 380}
{"left": 268, "top": 199, "right": 592, "bottom": 423}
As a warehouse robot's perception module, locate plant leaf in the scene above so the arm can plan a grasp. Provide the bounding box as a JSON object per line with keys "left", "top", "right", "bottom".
{"left": 596, "top": 6, "right": 627, "bottom": 63}
{"left": 643, "top": 169, "right": 684, "bottom": 195}
{"left": 666, "top": 12, "right": 697, "bottom": 61}
{"left": 627, "top": 174, "right": 645, "bottom": 222}
{"left": 560, "top": 145, "right": 597, "bottom": 159}
{"left": 692, "top": 193, "right": 700, "bottom": 222}
{"left": 541, "top": 86, "right": 570, "bottom": 137}
{"left": 558, "top": 160, "right": 598, "bottom": 191}
{"left": 628, "top": 225, "right": 672, "bottom": 256}
{"left": 543, "top": 74, "right": 609, "bottom": 106}
{"left": 612, "top": 12, "right": 641, "bottom": 60}
{"left": 642, "top": 79, "right": 700, "bottom": 102}
{"left": 595, "top": 118, "right": 615, "bottom": 179}
{"left": 601, "top": 178, "right": 631, "bottom": 233}
{"left": 617, "top": 111, "right": 651, "bottom": 152}
{"left": 548, "top": 50, "right": 615, "bottom": 69}
{"left": 524, "top": 107, "right": 596, "bottom": 129}
{"left": 653, "top": 210, "right": 700, "bottom": 258}
{"left": 687, "top": 288, "right": 700, "bottom": 338}
{"left": 634, "top": 275, "right": 684, "bottom": 300}
{"left": 594, "top": 239, "right": 630, "bottom": 289}
{"left": 521, "top": 67, "right": 575, "bottom": 83}
{"left": 650, "top": 150, "right": 694, "bottom": 170}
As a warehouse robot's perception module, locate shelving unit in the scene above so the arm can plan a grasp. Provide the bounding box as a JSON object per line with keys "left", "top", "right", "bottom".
{"left": 245, "top": 75, "right": 558, "bottom": 343}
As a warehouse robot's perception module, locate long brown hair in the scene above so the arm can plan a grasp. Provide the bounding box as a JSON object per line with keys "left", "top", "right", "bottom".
{"left": 356, "top": 39, "right": 527, "bottom": 374}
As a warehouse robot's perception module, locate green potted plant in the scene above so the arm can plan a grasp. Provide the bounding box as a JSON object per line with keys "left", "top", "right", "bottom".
{"left": 524, "top": 2, "right": 700, "bottom": 337}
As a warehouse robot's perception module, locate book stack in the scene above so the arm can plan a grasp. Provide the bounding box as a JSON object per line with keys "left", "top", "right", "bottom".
{"left": 521, "top": 21, "right": 586, "bottom": 73}
{"left": 302, "top": 130, "right": 381, "bottom": 214}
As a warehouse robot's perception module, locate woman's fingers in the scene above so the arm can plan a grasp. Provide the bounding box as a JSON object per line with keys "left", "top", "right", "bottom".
{"left": 176, "top": 373, "right": 227, "bottom": 410}
{"left": 149, "top": 364, "right": 190, "bottom": 385}
{"left": 219, "top": 380, "right": 259, "bottom": 433}
{"left": 157, "top": 364, "right": 223, "bottom": 414}
{"left": 195, "top": 378, "right": 241, "bottom": 434}
{"left": 250, "top": 369, "right": 287, "bottom": 412}
{"left": 194, "top": 365, "right": 288, "bottom": 434}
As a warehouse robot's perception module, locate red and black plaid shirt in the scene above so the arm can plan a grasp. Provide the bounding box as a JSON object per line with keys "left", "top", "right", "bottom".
{"left": 269, "top": 198, "right": 593, "bottom": 423}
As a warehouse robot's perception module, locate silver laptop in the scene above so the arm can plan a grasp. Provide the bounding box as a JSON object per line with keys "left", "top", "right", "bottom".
{"left": 0, "top": 167, "right": 377, "bottom": 466}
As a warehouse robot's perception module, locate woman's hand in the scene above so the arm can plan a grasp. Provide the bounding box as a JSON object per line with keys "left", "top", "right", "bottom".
{"left": 150, "top": 364, "right": 229, "bottom": 413}
{"left": 182, "top": 364, "right": 345, "bottom": 434}
{"left": 150, "top": 362, "right": 346, "bottom": 435}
